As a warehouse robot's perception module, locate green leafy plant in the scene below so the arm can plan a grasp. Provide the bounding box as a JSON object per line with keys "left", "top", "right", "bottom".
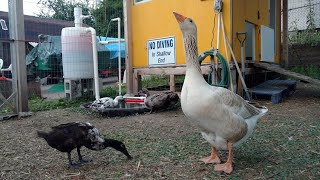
{"left": 288, "top": 1, "right": 320, "bottom": 46}
{"left": 100, "top": 85, "right": 126, "bottom": 98}
{"left": 28, "top": 96, "right": 90, "bottom": 112}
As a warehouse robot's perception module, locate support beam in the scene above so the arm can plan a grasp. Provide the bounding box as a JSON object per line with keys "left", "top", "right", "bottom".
{"left": 169, "top": 75, "right": 176, "bottom": 92}
{"left": 133, "top": 70, "right": 141, "bottom": 95}
{"left": 282, "top": 0, "right": 289, "bottom": 69}
{"left": 8, "top": 0, "right": 29, "bottom": 114}
{"left": 133, "top": 65, "right": 214, "bottom": 93}
{"left": 123, "top": 0, "right": 134, "bottom": 96}
{"left": 134, "top": 65, "right": 212, "bottom": 76}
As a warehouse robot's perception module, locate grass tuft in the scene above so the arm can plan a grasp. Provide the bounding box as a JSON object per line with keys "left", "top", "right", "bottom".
{"left": 290, "top": 65, "right": 320, "bottom": 79}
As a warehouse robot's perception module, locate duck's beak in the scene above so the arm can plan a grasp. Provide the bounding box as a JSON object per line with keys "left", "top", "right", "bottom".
{"left": 173, "top": 12, "right": 186, "bottom": 23}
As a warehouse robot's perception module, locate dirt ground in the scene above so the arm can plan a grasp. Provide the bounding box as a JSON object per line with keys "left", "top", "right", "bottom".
{"left": 0, "top": 82, "right": 320, "bottom": 179}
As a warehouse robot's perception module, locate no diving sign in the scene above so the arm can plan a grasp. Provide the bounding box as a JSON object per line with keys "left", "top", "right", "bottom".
{"left": 148, "top": 36, "right": 176, "bottom": 66}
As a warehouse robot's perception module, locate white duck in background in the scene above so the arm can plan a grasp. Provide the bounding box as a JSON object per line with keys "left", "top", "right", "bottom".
{"left": 90, "top": 96, "right": 123, "bottom": 110}
{"left": 173, "top": 12, "right": 268, "bottom": 174}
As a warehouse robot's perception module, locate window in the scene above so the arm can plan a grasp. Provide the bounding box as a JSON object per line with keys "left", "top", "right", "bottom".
{"left": 134, "top": 0, "right": 152, "bottom": 5}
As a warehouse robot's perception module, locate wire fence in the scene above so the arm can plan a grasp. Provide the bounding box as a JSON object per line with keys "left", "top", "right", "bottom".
{"left": 0, "top": 1, "right": 126, "bottom": 117}
{"left": 288, "top": 0, "right": 320, "bottom": 31}
{"left": 288, "top": 0, "right": 320, "bottom": 66}
{"left": 0, "top": 10, "right": 16, "bottom": 116}
{"left": 1, "top": 0, "right": 319, "bottom": 117}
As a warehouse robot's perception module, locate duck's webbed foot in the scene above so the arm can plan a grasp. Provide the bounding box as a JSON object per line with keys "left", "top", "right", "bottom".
{"left": 200, "top": 147, "right": 221, "bottom": 164}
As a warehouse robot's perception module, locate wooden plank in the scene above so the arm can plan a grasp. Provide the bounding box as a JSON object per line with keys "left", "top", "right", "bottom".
{"left": 132, "top": 63, "right": 235, "bottom": 93}
{"left": 230, "top": 69, "right": 237, "bottom": 93}
{"left": 123, "top": 0, "right": 134, "bottom": 95}
{"left": 9, "top": 0, "right": 28, "bottom": 113}
{"left": 254, "top": 63, "right": 320, "bottom": 86}
{"left": 237, "top": 75, "right": 243, "bottom": 97}
{"left": 0, "top": 113, "right": 18, "bottom": 121}
{"left": 134, "top": 65, "right": 211, "bottom": 76}
{"left": 132, "top": 70, "right": 141, "bottom": 95}
{"left": 169, "top": 75, "right": 176, "bottom": 92}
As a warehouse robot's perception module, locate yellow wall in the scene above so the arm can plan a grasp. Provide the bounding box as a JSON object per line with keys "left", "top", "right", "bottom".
{"left": 130, "top": 0, "right": 232, "bottom": 68}
{"left": 130, "top": 0, "right": 281, "bottom": 67}
{"left": 232, "top": 0, "right": 281, "bottom": 63}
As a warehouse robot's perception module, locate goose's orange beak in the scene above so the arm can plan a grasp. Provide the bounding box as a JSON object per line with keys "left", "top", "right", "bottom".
{"left": 173, "top": 12, "right": 187, "bottom": 23}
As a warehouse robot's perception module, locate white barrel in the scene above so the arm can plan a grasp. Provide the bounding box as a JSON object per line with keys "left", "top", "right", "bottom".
{"left": 61, "top": 27, "right": 94, "bottom": 79}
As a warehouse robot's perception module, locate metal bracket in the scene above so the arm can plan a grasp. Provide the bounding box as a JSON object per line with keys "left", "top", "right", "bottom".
{"left": 214, "top": 0, "right": 223, "bottom": 12}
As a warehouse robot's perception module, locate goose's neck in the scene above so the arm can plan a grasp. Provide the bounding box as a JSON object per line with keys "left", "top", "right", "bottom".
{"left": 183, "top": 34, "right": 201, "bottom": 73}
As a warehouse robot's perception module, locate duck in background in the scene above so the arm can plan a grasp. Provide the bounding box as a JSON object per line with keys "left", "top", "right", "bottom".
{"left": 90, "top": 96, "right": 124, "bottom": 110}
{"left": 173, "top": 12, "right": 268, "bottom": 174}
{"left": 37, "top": 122, "right": 132, "bottom": 168}
{"left": 137, "top": 89, "right": 180, "bottom": 113}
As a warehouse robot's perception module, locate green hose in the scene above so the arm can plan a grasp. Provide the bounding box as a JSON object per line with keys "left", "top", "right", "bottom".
{"left": 198, "top": 49, "right": 230, "bottom": 88}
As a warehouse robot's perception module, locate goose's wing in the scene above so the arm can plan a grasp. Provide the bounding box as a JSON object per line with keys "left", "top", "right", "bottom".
{"left": 213, "top": 87, "right": 262, "bottom": 119}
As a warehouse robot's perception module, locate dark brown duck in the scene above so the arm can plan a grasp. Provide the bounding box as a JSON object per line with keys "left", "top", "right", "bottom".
{"left": 37, "top": 122, "right": 132, "bottom": 168}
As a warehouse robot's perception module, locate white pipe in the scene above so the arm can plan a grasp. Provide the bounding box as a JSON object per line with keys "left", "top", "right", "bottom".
{"left": 74, "top": 7, "right": 92, "bottom": 27}
{"left": 86, "top": 27, "right": 100, "bottom": 100}
{"left": 99, "top": 40, "right": 125, "bottom": 44}
{"left": 74, "top": 7, "right": 82, "bottom": 27}
{"left": 117, "top": 19, "right": 121, "bottom": 96}
{"left": 111, "top": 17, "right": 122, "bottom": 96}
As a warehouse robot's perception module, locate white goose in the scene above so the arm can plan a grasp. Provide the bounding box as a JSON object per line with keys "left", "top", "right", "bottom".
{"left": 173, "top": 12, "right": 268, "bottom": 174}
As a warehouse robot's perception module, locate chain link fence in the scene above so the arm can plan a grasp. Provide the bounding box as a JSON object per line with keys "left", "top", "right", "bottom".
{"left": 1, "top": 0, "right": 319, "bottom": 117}
{"left": 0, "top": 10, "right": 16, "bottom": 117}
{"left": 0, "top": 0, "right": 127, "bottom": 117}
{"left": 288, "top": 0, "right": 320, "bottom": 66}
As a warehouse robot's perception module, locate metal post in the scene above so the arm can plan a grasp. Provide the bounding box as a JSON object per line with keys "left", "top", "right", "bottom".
{"left": 8, "top": 0, "right": 29, "bottom": 114}
{"left": 282, "top": 0, "right": 289, "bottom": 69}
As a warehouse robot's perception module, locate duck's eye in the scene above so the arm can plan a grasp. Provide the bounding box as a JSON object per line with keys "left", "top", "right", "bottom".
{"left": 121, "top": 144, "right": 125, "bottom": 148}
{"left": 189, "top": 19, "right": 193, "bottom": 23}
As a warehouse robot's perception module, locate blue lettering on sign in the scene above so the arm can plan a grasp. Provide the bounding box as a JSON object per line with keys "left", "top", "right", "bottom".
{"left": 156, "top": 39, "right": 174, "bottom": 49}
{"left": 149, "top": 42, "right": 155, "bottom": 49}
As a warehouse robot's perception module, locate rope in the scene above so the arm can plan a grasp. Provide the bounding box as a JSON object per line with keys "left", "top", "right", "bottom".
{"left": 198, "top": 49, "right": 230, "bottom": 88}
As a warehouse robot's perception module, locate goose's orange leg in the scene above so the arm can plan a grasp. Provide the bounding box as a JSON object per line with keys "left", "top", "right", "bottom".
{"left": 200, "top": 147, "right": 221, "bottom": 164}
{"left": 214, "top": 143, "right": 233, "bottom": 174}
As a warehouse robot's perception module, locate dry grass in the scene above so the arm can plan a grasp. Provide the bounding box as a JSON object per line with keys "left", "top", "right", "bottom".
{"left": 0, "top": 82, "right": 320, "bottom": 179}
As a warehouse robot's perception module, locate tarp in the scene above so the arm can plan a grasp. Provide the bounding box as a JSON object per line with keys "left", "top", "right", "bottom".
{"left": 25, "top": 35, "right": 125, "bottom": 78}
{"left": 26, "top": 36, "right": 62, "bottom": 68}
{"left": 98, "top": 36, "right": 126, "bottom": 59}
